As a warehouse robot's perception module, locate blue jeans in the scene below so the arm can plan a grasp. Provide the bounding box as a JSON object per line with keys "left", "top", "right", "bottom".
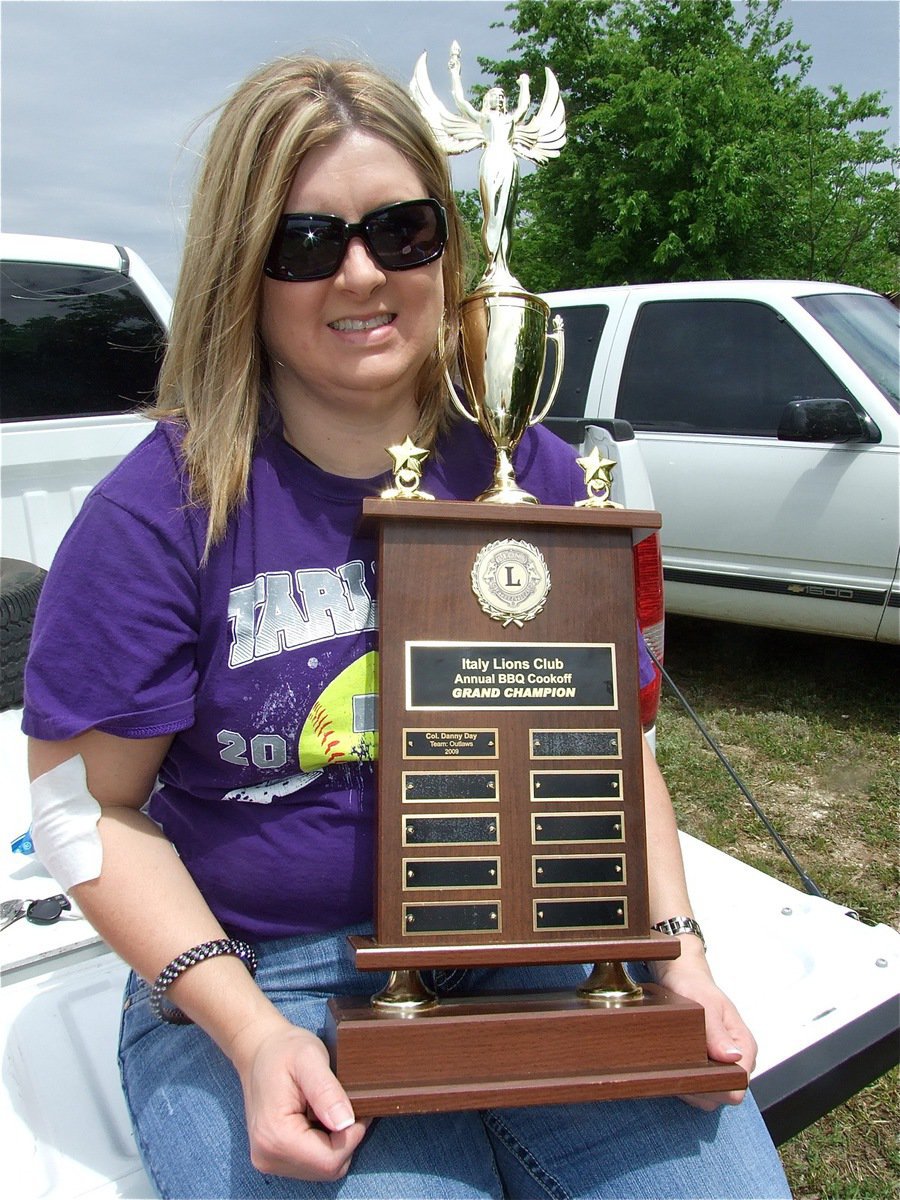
{"left": 119, "top": 927, "right": 790, "bottom": 1199}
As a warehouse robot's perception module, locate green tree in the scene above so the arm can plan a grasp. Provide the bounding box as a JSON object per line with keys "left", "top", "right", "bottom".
{"left": 473, "top": 0, "right": 898, "bottom": 291}
{"left": 775, "top": 84, "right": 899, "bottom": 286}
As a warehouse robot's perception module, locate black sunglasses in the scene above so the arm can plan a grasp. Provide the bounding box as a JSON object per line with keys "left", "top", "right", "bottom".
{"left": 264, "top": 198, "right": 448, "bottom": 282}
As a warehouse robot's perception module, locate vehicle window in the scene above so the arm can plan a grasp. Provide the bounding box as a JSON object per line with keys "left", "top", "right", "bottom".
{"left": 797, "top": 292, "right": 899, "bottom": 411}
{"left": 0, "top": 261, "right": 165, "bottom": 421}
{"left": 540, "top": 303, "right": 609, "bottom": 442}
{"left": 617, "top": 299, "right": 853, "bottom": 435}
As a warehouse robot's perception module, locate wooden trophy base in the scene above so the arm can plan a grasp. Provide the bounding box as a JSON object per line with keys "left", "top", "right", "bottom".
{"left": 325, "top": 984, "right": 747, "bottom": 1116}
{"left": 345, "top": 499, "right": 742, "bottom": 1114}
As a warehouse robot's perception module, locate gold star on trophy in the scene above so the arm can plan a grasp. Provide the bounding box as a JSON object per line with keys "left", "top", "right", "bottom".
{"left": 381, "top": 437, "right": 434, "bottom": 500}
{"left": 575, "top": 446, "right": 623, "bottom": 509}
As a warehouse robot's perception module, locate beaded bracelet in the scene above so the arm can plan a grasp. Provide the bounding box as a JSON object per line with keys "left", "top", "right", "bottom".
{"left": 150, "top": 938, "right": 258, "bottom": 1025}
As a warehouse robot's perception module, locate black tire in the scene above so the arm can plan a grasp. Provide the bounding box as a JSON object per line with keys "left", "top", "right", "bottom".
{"left": 0, "top": 557, "right": 47, "bottom": 711}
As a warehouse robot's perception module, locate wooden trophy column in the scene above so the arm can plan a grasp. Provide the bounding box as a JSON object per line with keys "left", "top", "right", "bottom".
{"left": 324, "top": 500, "right": 746, "bottom": 1115}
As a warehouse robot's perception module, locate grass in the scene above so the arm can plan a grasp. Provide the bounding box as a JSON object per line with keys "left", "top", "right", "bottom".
{"left": 656, "top": 616, "right": 899, "bottom": 1199}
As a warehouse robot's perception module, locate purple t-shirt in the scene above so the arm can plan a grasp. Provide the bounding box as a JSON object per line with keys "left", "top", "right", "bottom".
{"left": 24, "top": 417, "right": 653, "bottom": 940}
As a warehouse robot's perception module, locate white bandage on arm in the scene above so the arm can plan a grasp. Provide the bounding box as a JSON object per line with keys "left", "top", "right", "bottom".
{"left": 31, "top": 754, "right": 103, "bottom": 891}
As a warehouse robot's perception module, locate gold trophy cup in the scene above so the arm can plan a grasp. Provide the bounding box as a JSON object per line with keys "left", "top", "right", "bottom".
{"left": 455, "top": 293, "right": 564, "bottom": 503}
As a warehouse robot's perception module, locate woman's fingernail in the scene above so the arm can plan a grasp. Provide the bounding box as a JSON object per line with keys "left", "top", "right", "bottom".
{"left": 328, "top": 1101, "right": 356, "bottom": 1131}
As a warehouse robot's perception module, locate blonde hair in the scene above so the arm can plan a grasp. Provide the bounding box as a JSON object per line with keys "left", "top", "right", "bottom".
{"left": 152, "top": 55, "right": 464, "bottom": 557}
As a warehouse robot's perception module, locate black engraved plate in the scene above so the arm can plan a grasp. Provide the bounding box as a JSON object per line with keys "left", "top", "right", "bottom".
{"left": 403, "top": 814, "right": 499, "bottom": 846}
{"left": 404, "top": 858, "right": 500, "bottom": 890}
{"left": 532, "top": 813, "right": 624, "bottom": 844}
{"left": 404, "top": 730, "right": 498, "bottom": 759}
{"left": 533, "top": 855, "right": 625, "bottom": 886}
{"left": 407, "top": 642, "right": 616, "bottom": 710}
{"left": 534, "top": 898, "right": 627, "bottom": 930}
{"left": 404, "top": 772, "right": 498, "bottom": 801}
{"left": 530, "top": 730, "right": 621, "bottom": 759}
{"left": 530, "top": 771, "right": 621, "bottom": 800}
{"left": 404, "top": 902, "right": 500, "bottom": 934}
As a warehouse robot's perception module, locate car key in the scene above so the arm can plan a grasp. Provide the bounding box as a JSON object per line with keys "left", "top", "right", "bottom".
{"left": 27, "top": 894, "right": 72, "bottom": 924}
{"left": 0, "top": 894, "right": 71, "bottom": 930}
{"left": 0, "top": 899, "right": 27, "bottom": 930}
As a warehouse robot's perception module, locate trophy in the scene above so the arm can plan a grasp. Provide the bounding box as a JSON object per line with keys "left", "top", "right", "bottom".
{"left": 324, "top": 44, "right": 746, "bottom": 1116}
{"left": 413, "top": 41, "right": 566, "bottom": 504}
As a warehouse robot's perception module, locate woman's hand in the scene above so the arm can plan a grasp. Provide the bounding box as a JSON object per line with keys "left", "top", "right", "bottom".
{"left": 230, "top": 1017, "right": 370, "bottom": 1181}
{"left": 29, "top": 731, "right": 368, "bottom": 1182}
{"left": 652, "top": 946, "right": 757, "bottom": 1111}
{"left": 639, "top": 740, "right": 756, "bottom": 1112}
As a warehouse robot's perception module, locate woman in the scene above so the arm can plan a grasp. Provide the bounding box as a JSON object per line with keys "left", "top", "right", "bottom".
{"left": 23, "top": 55, "right": 789, "bottom": 1199}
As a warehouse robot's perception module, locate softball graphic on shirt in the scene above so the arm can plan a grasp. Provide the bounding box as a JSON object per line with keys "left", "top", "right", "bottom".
{"left": 298, "top": 650, "right": 379, "bottom": 771}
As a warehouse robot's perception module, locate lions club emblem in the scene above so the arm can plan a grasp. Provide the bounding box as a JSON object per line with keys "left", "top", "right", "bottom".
{"left": 471, "top": 539, "right": 550, "bottom": 627}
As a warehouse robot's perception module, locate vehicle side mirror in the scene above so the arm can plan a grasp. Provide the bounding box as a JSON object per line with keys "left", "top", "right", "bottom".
{"left": 777, "top": 398, "right": 879, "bottom": 444}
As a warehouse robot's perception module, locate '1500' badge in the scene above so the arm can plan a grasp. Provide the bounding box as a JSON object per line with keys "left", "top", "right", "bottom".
{"left": 471, "top": 539, "right": 550, "bottom": 627}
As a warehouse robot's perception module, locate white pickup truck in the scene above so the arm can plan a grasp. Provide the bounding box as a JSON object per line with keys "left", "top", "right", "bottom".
{"left": 543, "top": 280, "right": 900, "bottom": 644}
{"left": 1, "top": 234, "right": 897, "bottom": 1198}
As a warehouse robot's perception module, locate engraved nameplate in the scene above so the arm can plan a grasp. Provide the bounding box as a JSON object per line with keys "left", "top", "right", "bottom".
{"left": 403, "top": 771, "right": 498, "bottom": 802}
{"left": 530, "top": 771, "right": 622, "bottom": 800}
{"left": 533, "top": 898, "right": 627, "bottom": 931}
{"left": 404, "top": 729, "right": 499, "bottom": 759}
{"left": 404, "top": 857, "right": 500, "bottom": 890}
{"left": 404, "top": 902, "right": 501, "bottom": 934}
{"left": 403, "top": 814, "right": 499, "bottom": 846}
{"left": 532, "top": 813, "right": 624, "bottom": 844}
{"left": 530, "top": 729, "right": 621, "bottom": 759}
{"left": 533, "top": 854, "right": 625, "bottom": 886}
{"left": 406, "top": 642, "right": 617, "bottom": 710}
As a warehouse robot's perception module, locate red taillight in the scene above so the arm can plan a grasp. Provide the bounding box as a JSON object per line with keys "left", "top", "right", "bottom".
{"left": 633, "top": 532, "right": 665, "bottom": 730}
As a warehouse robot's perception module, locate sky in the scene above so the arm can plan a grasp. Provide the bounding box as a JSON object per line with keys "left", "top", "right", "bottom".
{"left": 2, "top": 0, "right": 898, "bottom": 292}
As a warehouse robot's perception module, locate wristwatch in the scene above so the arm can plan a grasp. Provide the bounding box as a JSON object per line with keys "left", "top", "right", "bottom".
{"left": 651, "top": 916, "right": 706, "bottom": 951}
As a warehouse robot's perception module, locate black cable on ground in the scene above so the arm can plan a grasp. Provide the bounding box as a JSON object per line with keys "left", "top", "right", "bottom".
{"left": 649, "top": 646, "right": 826, "bottom": 900}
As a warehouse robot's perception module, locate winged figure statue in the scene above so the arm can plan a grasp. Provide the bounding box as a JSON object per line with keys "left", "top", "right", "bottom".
{"left": 410, "top": 41, "right": 566, "bottom": 287}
